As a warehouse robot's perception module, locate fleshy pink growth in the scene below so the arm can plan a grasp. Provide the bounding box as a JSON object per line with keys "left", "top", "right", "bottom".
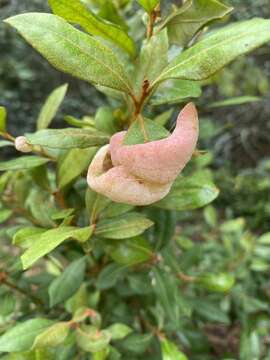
{"left": 87, "top": 103, "right": 199, "bottom": 206}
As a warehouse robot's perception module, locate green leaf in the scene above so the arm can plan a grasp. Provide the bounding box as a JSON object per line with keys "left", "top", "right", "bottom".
{"left": 48, "top": 0, "right": 136, "bottom": 56}
{"left": 85, "top": 188, "right": 111, "bottom": 218}
{"left": 136, "top": 0, "right": 159, "bottom": 13}
{"left": 154, "top": 109, "right": 174, "bottom": 126}
{"left": 156, "top": 171, "right": 219, "bottom": 211}
{"left": 13, "top": 226, "right": 47, "bottom": 248}
{"left": 153, "top": 268, "right": 190, "bottom": 326}
{"left": 123, "top": 118, "right": 170, "bottom": 145}
{"left": 26, "top": 128, "right": 108, "bottom": 149}
{"left": 0, "top": 106, "right": 7, "bottom": 132}
{"left": 97, "top": 263, "right": 127, "bottom": 289}
{"left": 135, "top": 29, "right": 168, "bottom": 92}
{"left": 5, "top": 13, "right": 133, "bottom": 93}
{"left": 32, "top": 322, "right": 70, "bottom": 348}
{"left": 0, "top": 319, "right": 53, "bottom": 352}
{"left": 110, "top": 236, "right": 153, "bottom": 265}
{"left": 21, "top": 226, "right": 94, "bottom": 269}
{"left": 197, "top": 272, "right": 235, "bottom": 293}
{"left": 0, "top": 293, "right": 16, "bottom": 316}
{"left": 192, "top": 299, "right": 230, "bottom": 324}
{"left": 208, "top": 95, "right": 262, "bottom": 108}
{"left": 163, "top": 0, "right": 233, "bottom": 46}
{"left": 49, "top": 257, "right": 86, "bottom": 307}
{"left": 0, "top": 156, "right": 50, "bottom": 171}
{"left": 99, "top": 202, "right": 134, "bottom": 219}
{"left": 0, "top": 140, "right": 13, "bottom": 148}
{"left": 58, "top": 147, "right": 97, "bottom": 188}
{"left": 0, "top": 209, "right": 12, "bottom": 223}
{"left": 203, "top": 205, "right": 218, "bottom": 228}
{"left": 107, "top": 323, "right": 132, "bottom": 340}
{"left": 161, "top": 338, "right": 188, "bottom": 360}
{"left": 95, "top": 212, "right": 153, "bottom": 239}
{"left": 76, "top": 327, "right": 111, "bottom": 353}
{"left": 121, "top": 333, "right": 153, "bottom": 354}
{"left": 151, "top": 79, "right": 201, "bottom": 105}
{"left": 37, "top": 84, "right": 68, "bottom": 130}
{"left": 95, "top": 107, "right": 118, "bottom": 135}
{"left": 258, "top": 232, "right": 270, "bottom": 245}
{"left": 154, "top": 18, "right": 270, "bottom": 85}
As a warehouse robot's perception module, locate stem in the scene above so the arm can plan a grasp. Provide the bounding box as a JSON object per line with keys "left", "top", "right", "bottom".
{"left": 146, "top": 5, "right": 160, "bottom": 40}
{"left": 178, "top": 271, "right": 195, "bottom": 283}
{"left": 0, "top": 131, "right": 15, "bottom": 142}
{"left": 0, "top": 272, "right": 44, "bottom": 307}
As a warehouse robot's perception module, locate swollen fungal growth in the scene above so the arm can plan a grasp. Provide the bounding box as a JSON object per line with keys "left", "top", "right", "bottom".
{"left": 87, "top": 103, "right": 199, "bottom": 206}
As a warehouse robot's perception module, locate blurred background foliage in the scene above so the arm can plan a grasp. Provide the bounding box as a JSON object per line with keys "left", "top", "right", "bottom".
{"left": 1, "top": 1, "right": 270, "bottom": 359}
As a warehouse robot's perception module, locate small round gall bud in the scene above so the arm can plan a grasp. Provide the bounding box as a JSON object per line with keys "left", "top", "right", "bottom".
{"left": 14, "top": 136, "right": 33, "bottom": 153}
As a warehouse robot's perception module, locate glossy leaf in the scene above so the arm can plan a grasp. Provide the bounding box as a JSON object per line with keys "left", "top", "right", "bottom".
{"left": 37, "top": 84, "right": 68, "bottom": 130}
{"left": 0, "top": 106, "right": 7, "bottom": 132}
{"left": 95, "top": 212, "right": 153, "bottom": 239}
{"left": 5, "top": 13, "right": 133, "bottom": 92}
{"left": 21, "top": 226, "right": 94, "bottom": 269}
{"left": 32, "top": 322, "right": 70, "bottom": 348}
{"left": 58, "top": 147, "right": 97, "bottom": 188}
{"left": 49, "top": 257, "right": 86, "bottom": 307}
{"left": 110, "top": 236, "right": 153, "bottom": 265}
{"left": 136, "top": 0, "right": 159, "bottom": 13}
{"left": 163, "top": 0, "right": 232, "bottom": 46}
{"left": 26, "top": 128, "right": 108, "bottom": 149}
{"left": 197, "top": 272, "right": 235, "bottom": 293}
{"left": 161, "top": 338, "right": 188, "bottom": 360}
{"left": 0, "top": 156, "right": 50, "bottom": 171}
{"left": 0, "top": 319, "right": 53, "bottom": 352}
{"left": 48, "top": 0, "right": 136, "bottom": 56}
{"left": 156, "top": 171, "right": 219, "bottom": 211}
{"left": 151, "top": 79, "right": 201, "bottom": 105}
{"left": 154, "top": 18, "right": 270, "bottom": 85}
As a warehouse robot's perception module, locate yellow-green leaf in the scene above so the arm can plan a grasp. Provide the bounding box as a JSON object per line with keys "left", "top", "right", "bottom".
{"left": 21, "top": 226, "right": 94, "bottom": 269}
{"left": 32, "top": 322, "right": 70, "bottom": 348}
{"left": 154, "top": 18, "right": 270, "bottom": 85}
{"left": 136, "top": 0, "right": 159, "bottom": 13}
{"left": 162, "top": 0, "right": 233, "bottom": 46}
{"left": 5, "top": 13, "right": 133, "bottom": 93}
{"left": 48, "top": 0, "right": 136, "bottom": 56}
{"left": 37, "top": 83, "right": 68, "bottom": 130}
{"left": 26, "top": 128, "right": 108, "bottom": 149}
{"left": 0, "top": 106, "right": 7, "bottom": 132}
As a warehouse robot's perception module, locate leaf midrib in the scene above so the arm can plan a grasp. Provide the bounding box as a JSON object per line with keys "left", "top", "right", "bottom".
{"left": 18, "top": 15, "right": 133, "bottom": 93}
{"left": 153, "top": 22, "right": 270, "bottom": 85}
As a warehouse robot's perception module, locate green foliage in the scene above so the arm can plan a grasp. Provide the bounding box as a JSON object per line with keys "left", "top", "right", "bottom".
{"left": 48, "top": 0, "right": 136, "bottom": 56}
{"left": 1, "top": 1, "right": 270, "bottom": 359}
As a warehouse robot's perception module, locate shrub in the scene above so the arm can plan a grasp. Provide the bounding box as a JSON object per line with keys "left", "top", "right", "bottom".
{"left": 0, "top": 1, "right": 270, "bottom": 359}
